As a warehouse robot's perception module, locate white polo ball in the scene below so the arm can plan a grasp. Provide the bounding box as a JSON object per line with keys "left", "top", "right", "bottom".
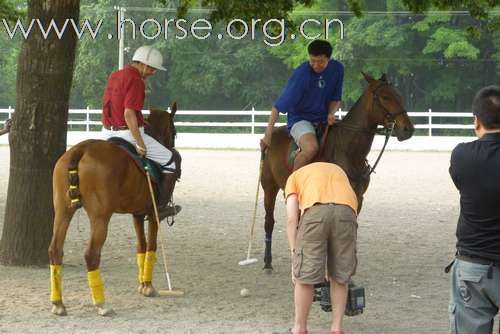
{"left": 240, "top": 288, "right": 250, "bottom": 297}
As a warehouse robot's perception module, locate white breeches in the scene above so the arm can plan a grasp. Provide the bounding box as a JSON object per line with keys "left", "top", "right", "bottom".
{"left": 101, "top": 127, "right": 175, "bottom": 173}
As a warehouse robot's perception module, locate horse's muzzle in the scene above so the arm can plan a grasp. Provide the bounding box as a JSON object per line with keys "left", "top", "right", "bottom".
{"left": 395, "top": 125, "right": 415, "bottom": 141}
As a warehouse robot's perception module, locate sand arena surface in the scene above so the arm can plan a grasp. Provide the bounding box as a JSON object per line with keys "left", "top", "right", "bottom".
{"left": 0, "top": 146, "right": 495, "bottom": 333}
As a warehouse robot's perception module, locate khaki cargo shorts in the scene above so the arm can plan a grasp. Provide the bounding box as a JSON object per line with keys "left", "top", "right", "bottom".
{"left": 292, "top": 203, "right": 358, "bottom": 285}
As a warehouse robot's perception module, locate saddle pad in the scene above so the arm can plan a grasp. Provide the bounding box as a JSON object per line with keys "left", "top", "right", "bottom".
{"left": 107, "top": 137, "right": 162, "bottom": 185}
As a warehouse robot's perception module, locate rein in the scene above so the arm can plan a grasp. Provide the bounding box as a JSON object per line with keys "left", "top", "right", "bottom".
{"left": 330, "top": 121, "right": 395, "bottom": 177}
{"left": 365, "top": 121, "right": 395, "bottom": 176}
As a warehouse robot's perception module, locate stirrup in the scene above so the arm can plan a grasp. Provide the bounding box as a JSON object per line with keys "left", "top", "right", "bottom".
{"left": 148, "top": 205, "right": 182, "bottom": 222}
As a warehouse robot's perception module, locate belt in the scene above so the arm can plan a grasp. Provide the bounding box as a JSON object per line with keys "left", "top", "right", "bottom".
{"left": 457, "top": 253, "right": 500, "bottom": 266}
{"left": 103, "top": 125, "right": 128, "bottom": 131}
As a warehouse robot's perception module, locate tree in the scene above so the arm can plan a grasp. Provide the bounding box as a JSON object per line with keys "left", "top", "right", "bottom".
{"left": 0, "top": 0, "right": 80, "bottom": 265}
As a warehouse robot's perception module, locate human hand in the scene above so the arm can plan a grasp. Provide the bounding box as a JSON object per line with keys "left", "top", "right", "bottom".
{"left": 260, "top": 136, "right": 270, "bottom": 152}
{"left": 3, "top": 119, "right": 12, "bottom": 131}
{"left": 327, "top": 112, "right": 336, "bottom": 126}
{"left": 136, "top": 141, "right": 147, "bottom": 157}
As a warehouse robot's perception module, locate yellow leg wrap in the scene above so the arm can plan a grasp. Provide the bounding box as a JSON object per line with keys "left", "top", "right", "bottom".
{"left": 50, "top": 265, "right": 62, "bottom": 302}
{"left": 142, "top": 251, "right": 156, "bottom": 283}
{"left": 87, "top": 269, "right": 105, "bottom": 305}
{"left": 137, "top": 253, "right": 145, "bottom": 284}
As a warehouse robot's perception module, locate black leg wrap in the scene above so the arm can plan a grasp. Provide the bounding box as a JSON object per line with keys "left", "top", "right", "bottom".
{"left": 264, "top": 234, "right": 273, "bottom": 269}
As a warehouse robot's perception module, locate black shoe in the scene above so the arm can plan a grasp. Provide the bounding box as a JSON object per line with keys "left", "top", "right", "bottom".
{"left": 148, "top": 205, "right": 182, "bottom": 222}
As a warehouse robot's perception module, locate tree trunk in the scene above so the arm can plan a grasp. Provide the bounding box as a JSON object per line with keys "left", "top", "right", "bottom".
{"left": 0, "top": 0, "right": 80, "bottom": 266}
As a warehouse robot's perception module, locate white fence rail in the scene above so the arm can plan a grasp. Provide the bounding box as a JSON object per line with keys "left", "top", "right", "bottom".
{"left": 0, "top": 107, "right": 476, "bottom": 150}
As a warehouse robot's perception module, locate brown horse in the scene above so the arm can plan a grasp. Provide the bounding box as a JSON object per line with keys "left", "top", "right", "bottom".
{"left": 48, "top": 105, "right": 179, "bottom": 316}
{"left": 261, "top": 73, "right": 415, "bottom": 272}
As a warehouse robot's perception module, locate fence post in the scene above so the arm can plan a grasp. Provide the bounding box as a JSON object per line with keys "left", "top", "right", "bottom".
{"left": 251, "top": 106, "right": 255, "bottom": 135}
{"left": 8, "top": 106, "right": 12, "bottom": 120}
{"left": 338, "top": 107, "right": 343, "bottom": 120}
{"left": 86, "top": 106, "right": 90, "bottom": 132}
{"left": 428, "top": 108, "right": 432, "bottom": 137}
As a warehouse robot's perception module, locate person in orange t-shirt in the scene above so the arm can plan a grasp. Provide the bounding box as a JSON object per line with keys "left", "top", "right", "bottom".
{"left": 280, "top": 162, "right": 358, "bottom": 334}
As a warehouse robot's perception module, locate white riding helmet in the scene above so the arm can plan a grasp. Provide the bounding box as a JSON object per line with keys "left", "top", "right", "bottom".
{"left": 132, "top": 46, "right": 166, "bottom": 71}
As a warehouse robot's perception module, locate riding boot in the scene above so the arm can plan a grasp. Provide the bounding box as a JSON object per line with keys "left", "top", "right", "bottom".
{"left": 155, "top": 173, "right": 181, "bottom": 221}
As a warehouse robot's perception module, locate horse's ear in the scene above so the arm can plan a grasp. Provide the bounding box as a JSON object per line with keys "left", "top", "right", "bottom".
{"left": 379, "top": 73, "right": 387, "bottom": 82}
{"left": 170, "top": 102, "right": 177, "bottom": 117}
{"left": 361, "top": 72, "right": 375, "bottom": 83}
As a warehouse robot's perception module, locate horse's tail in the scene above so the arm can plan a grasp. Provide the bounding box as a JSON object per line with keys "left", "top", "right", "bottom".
{"left": 65, "top": 140, "right": 97, "bottom": 209}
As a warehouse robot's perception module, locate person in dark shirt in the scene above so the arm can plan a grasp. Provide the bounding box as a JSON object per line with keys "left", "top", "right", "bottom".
{"left": 448, "top": 85, "right": 500, "bottom": 334}
{"left": 260, "top": 40, "right": 344, "bottom": 171}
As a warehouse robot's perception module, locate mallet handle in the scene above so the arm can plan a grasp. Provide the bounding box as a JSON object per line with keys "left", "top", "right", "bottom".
{"left": 145, "top": 167, "right": 173, "bottom": 290}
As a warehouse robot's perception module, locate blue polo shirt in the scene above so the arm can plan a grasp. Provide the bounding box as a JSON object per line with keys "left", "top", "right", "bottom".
{"left": 274, "top": 60, "right": 344, "bottom": 130}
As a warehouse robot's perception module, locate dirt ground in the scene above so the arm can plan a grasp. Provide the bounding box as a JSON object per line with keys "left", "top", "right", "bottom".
{"left": 0, "top": 146, "right": 494, "bottom": 333}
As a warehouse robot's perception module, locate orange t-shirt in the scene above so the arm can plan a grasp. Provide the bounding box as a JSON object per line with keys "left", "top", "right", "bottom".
{"left": 285, "top": 162, "right": 358, "bottom": 213}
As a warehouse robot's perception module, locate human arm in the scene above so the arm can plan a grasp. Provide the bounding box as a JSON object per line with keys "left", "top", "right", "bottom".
{"left": 286, "top": 193, "right": 300, "bottom": 283}
{"left": 260, "top": 106, "right": 280, "bottom": 151}
{"left": 327, "top": 62, "right": 344, "bottom": 125}
{"left": 124, "top": 109, "right": 146, "bottom": 157}
{"left": 449, "top": 145, "right": 462, "bottom": 190}
{"left": 327, "top": 101, "right": 341, "bottom": 125}
{"left": 261, "top": 69, "right": 306, "bottom": 151}
{"left": 0, "top": 119, "right": 12, "bottom": 136}
{"left": 286, "top": 193, "right": 300, "bottom": 254}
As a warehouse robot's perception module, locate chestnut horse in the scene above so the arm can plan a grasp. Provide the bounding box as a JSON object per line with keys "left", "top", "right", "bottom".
{"left": 48, "top": 105, "right": 179, "bottom": 316}
{"left": 261, "top": 73, "right": 415, "bottom": 272}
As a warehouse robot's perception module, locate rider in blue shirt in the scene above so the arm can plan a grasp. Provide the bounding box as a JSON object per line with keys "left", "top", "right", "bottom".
{"left": 261, "top": 40, "right": 344, "bottom": 171}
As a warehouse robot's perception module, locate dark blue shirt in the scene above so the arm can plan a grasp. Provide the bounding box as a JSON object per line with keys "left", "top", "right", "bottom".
{"left": 449, "top": 132, "right": 500, "bottom": 261}
{"left": 274, "top": 60, "right": 344, "bottom": 130}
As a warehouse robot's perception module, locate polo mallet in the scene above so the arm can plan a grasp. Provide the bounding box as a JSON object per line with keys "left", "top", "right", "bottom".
{"left": 144, "top": 166, "right": 184, "bottom": 297}
{"left": 238, "top": 151, "right": 265, "bottom": 266}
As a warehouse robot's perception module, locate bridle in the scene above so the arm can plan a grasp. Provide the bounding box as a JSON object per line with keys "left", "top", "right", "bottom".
{"left": 371, "top": 81, "right": 406, "bottom": 125}
{"left": 333, "top": 81, "right": 406, "bottom": 177}
{"left": 336, "top": 81, "right": 404, "bottom": 134}
{"left": 169, "top": 116, "right": 177, "bottom": 148}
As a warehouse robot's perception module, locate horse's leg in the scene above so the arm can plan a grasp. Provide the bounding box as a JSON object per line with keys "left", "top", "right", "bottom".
{"left": 84, "top": 213, "right": 114, "bottom": 316}
{"left": 48, "top": 205, "right": 76, "bottom": 316}
{"left": 133, "top": 215, "right": 147, "bottom": 294}
{"left": 139, "top": 218, "right": 159, "bottom": 297}
{"left": 262, "top": 175, "right": 279, "bottom": 274}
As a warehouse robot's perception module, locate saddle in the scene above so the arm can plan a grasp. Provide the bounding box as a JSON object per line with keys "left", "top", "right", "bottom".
{"left": 107, "top": 137, "right": 163, "bottom": 185}
{"left": 287, "top": 124, "right": 326, "bottom": 167}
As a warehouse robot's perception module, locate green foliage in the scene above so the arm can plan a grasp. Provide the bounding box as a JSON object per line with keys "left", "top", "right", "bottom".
{"left": 0, "top": 0, "right": 24, "bottom": 21}
{"left": 0, "top": 35, "right": 19, "bottom": 106}
{"left": 0, "top": 0, "right": 498, "bottom": 122}
{"left": 422, "top": 27, "right": 479, "bottom": 59}
{"left": 169, "top": 0, "right": 315, "bottom": 24}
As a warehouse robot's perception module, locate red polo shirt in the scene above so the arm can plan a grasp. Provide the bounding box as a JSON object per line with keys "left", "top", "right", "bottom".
{"left": 102, "top": 65, "right": 145, "bottom": 127}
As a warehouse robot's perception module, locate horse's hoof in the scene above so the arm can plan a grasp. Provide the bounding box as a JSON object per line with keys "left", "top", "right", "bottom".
{"left": 96, "top": 305, "right": 115, "bottom": 316}
{"left": 142, "top": 285, "right": 158, "bottom": 297}
{"left": 263, "top": 267, "right": 274, "bottom": 275}
{"left": 137, "top": 284, "right": 144, "bottom": 294}
{"left": 51, "top": 303, "right": 67, "bottom": 316}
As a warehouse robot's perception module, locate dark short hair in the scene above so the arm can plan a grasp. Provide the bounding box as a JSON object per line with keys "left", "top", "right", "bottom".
{"left": 307, "top": 40, "right": 332, "bottom": 58}
{"left": 472, "top": 85, "right": 500, "bottom": 129}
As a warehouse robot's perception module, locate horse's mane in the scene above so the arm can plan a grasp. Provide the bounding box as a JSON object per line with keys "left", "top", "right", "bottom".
{"left": 144, "top": 109, "right": 175, "bottom": 149}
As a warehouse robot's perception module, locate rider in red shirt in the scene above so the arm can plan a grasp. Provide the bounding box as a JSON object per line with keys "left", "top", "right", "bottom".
{"left": 101, "top": 45, "right": 180, "bottom": 220}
